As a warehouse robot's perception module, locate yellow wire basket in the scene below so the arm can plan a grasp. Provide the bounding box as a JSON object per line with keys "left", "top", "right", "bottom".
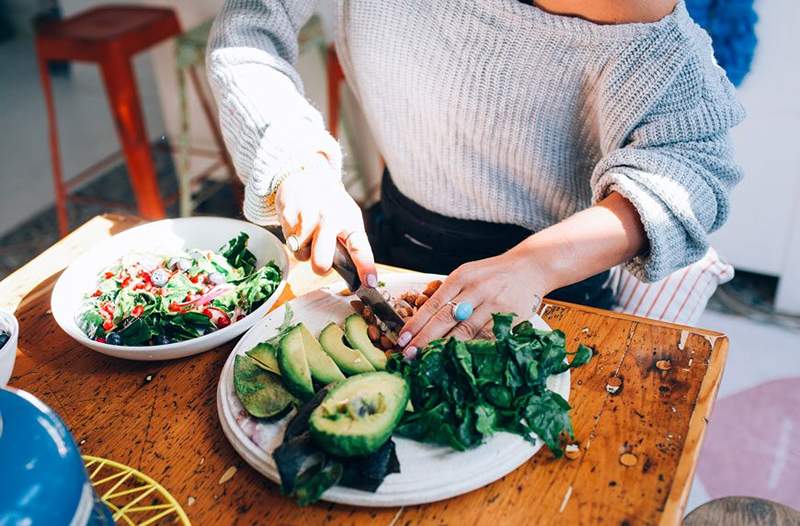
{"left": 83, "top": 456, "right": 190, "bottom": 526}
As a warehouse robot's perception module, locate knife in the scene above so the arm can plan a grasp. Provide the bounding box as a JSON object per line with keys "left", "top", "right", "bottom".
{"left": 332, "top": 239, "right": 406, "bottom": 334}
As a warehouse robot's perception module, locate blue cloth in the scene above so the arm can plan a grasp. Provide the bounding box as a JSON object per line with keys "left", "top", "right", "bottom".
{"left": 686, "top": 0, "right": 758, "bottom": 86}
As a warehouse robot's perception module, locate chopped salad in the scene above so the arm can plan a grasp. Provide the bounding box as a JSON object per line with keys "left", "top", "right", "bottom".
{"left": 77, "top": 232, "right": 282, "bottom": 346}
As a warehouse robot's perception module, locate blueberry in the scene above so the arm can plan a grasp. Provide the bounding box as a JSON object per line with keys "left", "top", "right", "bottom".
{"left": 209, "top": 272, "right": 226, "bottom": 285}
{"left": 0, "top": 332, "right": 9, "bottom": 348}
{"left": 151, "top": 269, "right": 169, "bottom": 287}
{"left": 154, "top": 334, "right": 171, "bottom": 346}
{"left": 106, "top": 332, "right": 124, "bottom": 346}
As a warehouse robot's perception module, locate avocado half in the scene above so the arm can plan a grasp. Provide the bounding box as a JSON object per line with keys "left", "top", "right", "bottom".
{"left": 344, "top": 314, "right": 387, "bottom": 370}
{"left": 319, "top": 323, "right": 375, "bottom": 375}
{"left": 309, "top": 372, "right": 409, "bottom": 457}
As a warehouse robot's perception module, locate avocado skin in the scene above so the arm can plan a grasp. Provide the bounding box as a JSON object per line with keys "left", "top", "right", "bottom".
{"left": 319, "top": 323, "right": 375, "bottom": 375}
{"left": 278, "top": 325, "right": 315, "bottom": 401}
{"left": 309, "top": 372, "right": 409, "bottom": 457}
{"left": 233, "top": 355, "right": 295, "bottom": 418}
{"left": 344, "top": 314, "right": 387, "bottom": 370}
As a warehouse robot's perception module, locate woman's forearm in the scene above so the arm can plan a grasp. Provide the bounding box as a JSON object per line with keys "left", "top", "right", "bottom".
{"left": 510, "top": 192, "right": 647, "bottom": 292}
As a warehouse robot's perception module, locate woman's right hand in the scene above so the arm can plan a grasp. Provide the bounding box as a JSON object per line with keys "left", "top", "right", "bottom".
{"left": 275, "top": 153, "right": 378, "bottom": 287}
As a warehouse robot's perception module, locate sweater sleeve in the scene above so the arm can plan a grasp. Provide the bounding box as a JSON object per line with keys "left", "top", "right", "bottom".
{"left": 206, "top": 0, "right": 342, "bottom": 225}
{"left": 590, "top": 55, "right": 745, "bottom": 282}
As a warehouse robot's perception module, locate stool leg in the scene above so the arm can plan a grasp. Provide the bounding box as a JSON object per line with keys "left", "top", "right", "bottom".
{"left": 37, "top": 54, "right": 69, "bottom": 237}
{"left": 99, "top": 55, "right": 166, "bottom": 220}
{"left": 326, "top": 45, "right": 343, "bottom": 138}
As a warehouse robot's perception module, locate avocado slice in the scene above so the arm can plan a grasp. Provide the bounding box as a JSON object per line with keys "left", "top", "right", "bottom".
{"left": 343, "top": 314, "right": 387, "bottom": 370}
{"left": 309, "top": 372, "right": 409, "bottom": 457}
{"left": 246, "top": 342, "right": 281, "bottom": 375}
{"left": 298, "top": 324, "right": 346, "bottom": 385}
{"left": 319, "top": 323, "right": 375, "bottom": 375}
{"left": 233, "top": 355, "right": 295, "bottom": 418}
{"left": 278, "top": 325, "right": 315, "bottom": 401}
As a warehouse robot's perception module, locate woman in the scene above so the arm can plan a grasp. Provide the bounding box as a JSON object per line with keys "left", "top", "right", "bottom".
{"left": 207, "top": 0, "right": 743, "bottom": 356}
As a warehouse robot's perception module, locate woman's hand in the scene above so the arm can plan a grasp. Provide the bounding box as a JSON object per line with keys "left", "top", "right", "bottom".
{"left": 397, "top": 247, "right": 552, "bottom": 356}
{"left": 275, "top": 154, "right": 378, "bottom": 286}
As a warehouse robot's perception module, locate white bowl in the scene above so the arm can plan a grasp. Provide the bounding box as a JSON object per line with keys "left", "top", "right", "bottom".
{"left": 51, "top": 217, "right": 289, "bottom": 361}
{"left": 0, "top": 309, "right": 19, "bottom": 385}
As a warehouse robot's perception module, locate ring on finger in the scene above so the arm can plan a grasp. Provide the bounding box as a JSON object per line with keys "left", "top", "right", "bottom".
{"left": 286, "top": 234, "right": 301, "bottom": 253}
{"left": 448, "top": 301, "right": 474, "bottom": 322}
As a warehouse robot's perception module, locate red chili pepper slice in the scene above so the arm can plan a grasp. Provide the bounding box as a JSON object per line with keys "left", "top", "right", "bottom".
{"left": 121, "top": 277, "right": 131, "bottom": 288}
{"left": 92, "top": 289, "right": 102, "bottom": 297}
{"left": 102, "top": 320, "right": 114, "bottom": 331}
{"left": 131, "top": 305, "right": 144, "bottom": 317}
{"left": 189, "top": 274, "right": 200, "bottom": 284}
{"left": 104, "top": 271, "right": 114, "bottom": 279}
{"left": 169, "top": 302, "right": 182, "bottom": 312}
{"left": 202, "top": 308, "right": 213, "bottom": 319}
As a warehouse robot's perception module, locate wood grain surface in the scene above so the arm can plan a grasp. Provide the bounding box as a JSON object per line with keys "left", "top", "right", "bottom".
{"left": 0, "top": 215, "right": 729, "bottom": 525}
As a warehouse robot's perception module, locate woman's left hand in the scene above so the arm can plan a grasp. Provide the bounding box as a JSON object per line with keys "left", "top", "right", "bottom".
{"left": 397, "top": 249, "right": 552, "bottom": 357}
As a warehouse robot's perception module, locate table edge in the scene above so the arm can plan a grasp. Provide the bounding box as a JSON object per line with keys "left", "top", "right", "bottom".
{"left": 658, "top": 335, "right": 730, "bottom": 525}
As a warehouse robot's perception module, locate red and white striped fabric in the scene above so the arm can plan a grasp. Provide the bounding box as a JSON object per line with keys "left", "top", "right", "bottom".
{"left": 611, "top": 247, "right": 734, "bottom": 326}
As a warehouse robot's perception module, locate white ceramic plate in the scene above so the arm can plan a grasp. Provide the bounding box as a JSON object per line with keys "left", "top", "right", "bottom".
{"left": 51, "top": 217, "right": 289, "bottom": 361}
{"left": 217, "top": 273, "right": 569, "bottom": 507}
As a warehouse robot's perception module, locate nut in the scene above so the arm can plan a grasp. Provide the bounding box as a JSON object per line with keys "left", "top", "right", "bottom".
{"left": 339, "top": 288, "right": 352, "bottom": 296}
{"left": 401, "top": 292, "right": 418, "bottom": 303}
{"left": 564, "top": 443, "right": 581, "bottom": 460}
{"left": 397, "top": 306, "right": 413, "bottom": 318}
{"left": 655, "top": 359, "right": 672, "bottom": 371}
{"left": 379, "top": 335, "right": 394, "bottom": 350}
{"left": 350, "top": 300, "right": 365, "bottom": 314}
{"left": 367, "top": 324, "right": 380, "bottom": 342}
{"left": 362, "top": 306, "right": 376, "bottom": 324}
{"left": 605, "top": 376, "right": 623, "bottom": 395}
{"left": 414, "top": 294, "right": 429, "bottom": 307}
{"left": 619, "top": 453, "right": 638, "bottom": 467}
{"left": 423, "top": 280, "right": 442, "bottom": 297}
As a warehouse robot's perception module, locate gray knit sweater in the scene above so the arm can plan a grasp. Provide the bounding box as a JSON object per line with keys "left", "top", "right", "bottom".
{"left": 206, "top": 0, "right": 744, "bottom": 281}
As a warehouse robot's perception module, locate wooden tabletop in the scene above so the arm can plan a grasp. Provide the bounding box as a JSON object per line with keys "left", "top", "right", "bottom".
{"left": 0, "top": 214, "right": 729, "bottom": 526}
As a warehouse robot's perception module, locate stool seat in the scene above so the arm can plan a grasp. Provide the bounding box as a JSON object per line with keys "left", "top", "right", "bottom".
{"left": 36, "top": 6, "right": 179, "bottom": 62}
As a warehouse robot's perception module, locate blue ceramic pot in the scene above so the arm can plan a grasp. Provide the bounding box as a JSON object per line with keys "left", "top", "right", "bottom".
{"left": 0, "top": 387, "right": 115, "bottom": 525}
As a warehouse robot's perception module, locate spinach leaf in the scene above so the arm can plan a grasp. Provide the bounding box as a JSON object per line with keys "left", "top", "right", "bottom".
{"left": 392, "top": 313, "right": 593, "bottom": 458}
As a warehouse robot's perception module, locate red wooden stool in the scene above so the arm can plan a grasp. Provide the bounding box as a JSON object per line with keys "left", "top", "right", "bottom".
{"left": 35, "top": 5, "right": 182, "bottom": 236}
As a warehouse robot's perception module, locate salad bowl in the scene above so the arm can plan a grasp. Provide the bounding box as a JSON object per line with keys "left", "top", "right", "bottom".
{"left": 51, "top": 217, "right": 289, "bottom": 361}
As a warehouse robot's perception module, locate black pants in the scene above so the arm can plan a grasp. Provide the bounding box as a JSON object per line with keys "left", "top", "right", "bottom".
{"left": 365, "top": 171, "right": 614, "bottom": 309}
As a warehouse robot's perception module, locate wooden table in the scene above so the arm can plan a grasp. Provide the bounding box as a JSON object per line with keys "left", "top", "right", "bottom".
{"left": 0, "top": 214, "right": 729, "bottom": 525}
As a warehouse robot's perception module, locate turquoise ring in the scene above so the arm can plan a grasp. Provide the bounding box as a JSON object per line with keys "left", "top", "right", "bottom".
{"left": 450, "top": 301, "right": 474, "bottom": 322}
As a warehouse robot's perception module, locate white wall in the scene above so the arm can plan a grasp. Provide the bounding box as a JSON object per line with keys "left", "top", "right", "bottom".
{"left": 707, "top": 0, "right": 800, "bottom": 310}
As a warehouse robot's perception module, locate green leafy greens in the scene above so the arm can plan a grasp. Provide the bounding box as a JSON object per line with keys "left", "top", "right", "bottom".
{"left": 78, "top": 232, "right": 282, "bottom": 346}
{"left": 387, "top": 313, "right": 593, "bottom": 457}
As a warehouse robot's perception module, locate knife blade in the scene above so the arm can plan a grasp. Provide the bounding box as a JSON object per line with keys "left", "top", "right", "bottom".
{"left": 332, "top": 239, "right": 406, "bottom": 333}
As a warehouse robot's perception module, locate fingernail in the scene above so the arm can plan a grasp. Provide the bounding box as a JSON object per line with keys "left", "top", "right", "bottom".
{"left": 397, "top": 331, "right": 411, "bottom": 347}
{"left": 403, "top": 346, "right": 418, "bottom": 362}
{"left": 366, "top": 274, "right": 378, "bottom": 288}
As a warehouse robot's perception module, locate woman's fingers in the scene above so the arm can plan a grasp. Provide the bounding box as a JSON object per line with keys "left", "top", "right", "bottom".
{"left": 344, "top": 229, "right": 378, "bottom": 288}
{"left": 310, "top": 219, "right": 337, "bottom": 274}
{"left": 404, "top": 290, "right": 478, "bottom": 352}
{"left": 444, "top": 302, "right": 493, "bottom": 341}
{"left": 398, "top": 276, "right": 463, "bottom": 347}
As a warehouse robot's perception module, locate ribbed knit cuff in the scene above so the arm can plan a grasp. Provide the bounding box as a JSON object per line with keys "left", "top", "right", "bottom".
{"left": 242, "top": 136, "right": 342, "bottom": 226}
{"left": 593, "top": 170, "right": 707, "bottom": 283}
